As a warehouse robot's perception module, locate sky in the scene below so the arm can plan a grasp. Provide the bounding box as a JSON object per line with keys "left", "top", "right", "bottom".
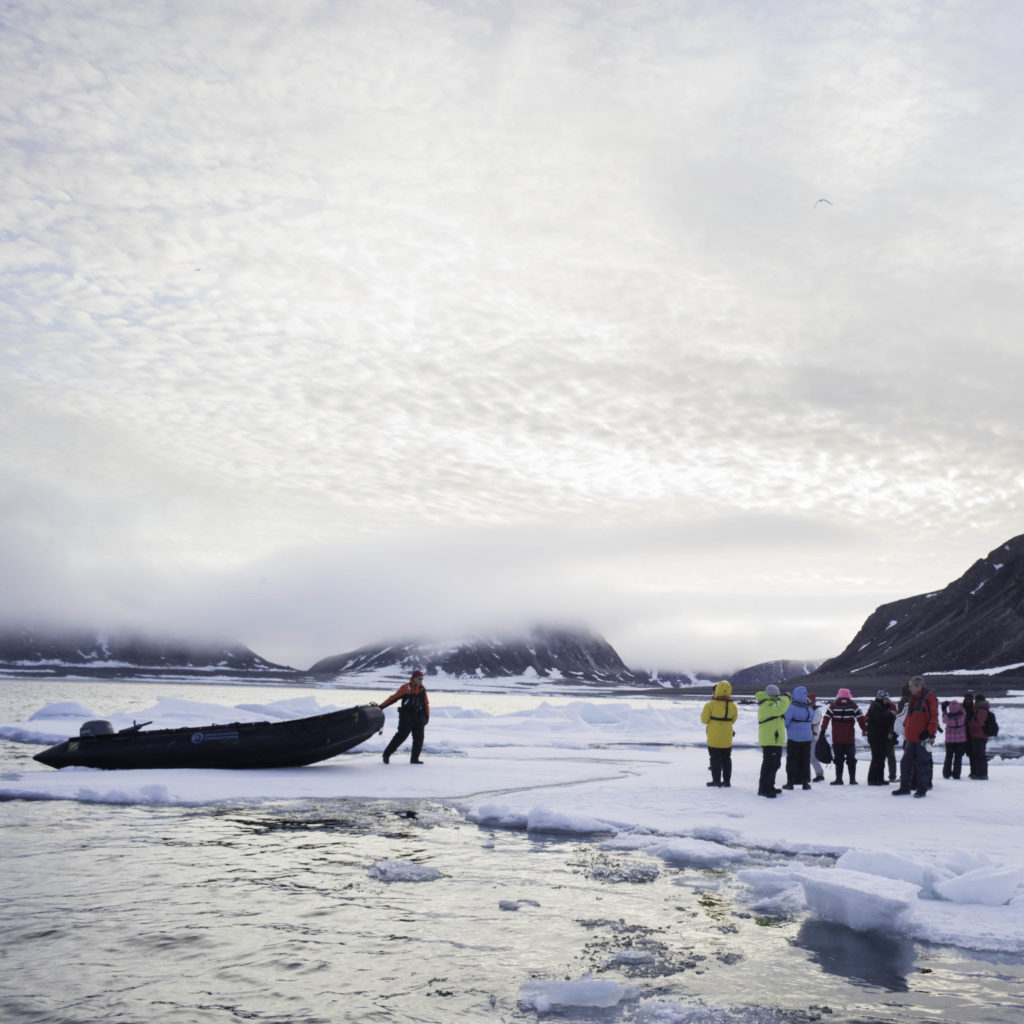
{"left": 2, "top": 0, "right": 1024, "bottom": 672}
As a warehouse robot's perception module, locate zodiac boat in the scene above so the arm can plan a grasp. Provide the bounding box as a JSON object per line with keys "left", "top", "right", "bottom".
{"left": 33, "top": 703, "right": 385, "bottom": 770}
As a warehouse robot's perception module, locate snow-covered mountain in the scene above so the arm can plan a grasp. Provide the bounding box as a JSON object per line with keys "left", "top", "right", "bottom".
{"left": 0, "top": 627, "right": 298, "bottom": 680}
{"left": 307, "top": 626, "right": 641, "bottom": 684}
{"left": 813, "top": 533, "right": 1024, "bottom": 681}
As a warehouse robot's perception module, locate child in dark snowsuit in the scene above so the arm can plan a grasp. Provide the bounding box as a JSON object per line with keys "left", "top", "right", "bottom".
{"left": 865, "top": 690, "right": 896, "bottom": 786}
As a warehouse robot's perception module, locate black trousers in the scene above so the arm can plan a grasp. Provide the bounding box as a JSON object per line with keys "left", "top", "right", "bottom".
{"left": 758, "top": 747, "right": 782, "bottom": 794}
{"left": 867, "top": 738, "right": 888, "bottom": 784}
{"left": 708, "top": 746, "right": 732, "bottom": 784}
{"left": 968, "top": 737, "right": 988, "bottom": 779}
{"left": 833, "top": 742, "right": 856, "bottom": 779}
{"left": 943, "top": 741, "right": 968, "bottom": 779}
{"left": 384, "top": 719, "right": 425, "bottom": 762}
{"left": 785, "top": 740, "right": 811, "bottom": 785}
{"left": 899, "top": 740, "right": 933, "bottom": 792}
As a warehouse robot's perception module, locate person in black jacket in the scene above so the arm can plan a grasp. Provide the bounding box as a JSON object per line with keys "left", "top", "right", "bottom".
{"left": 380, "top": 670, "right": 431, "bottom": 764}
{"left": 865, "top": 690, "right": 896, "bottom": 786}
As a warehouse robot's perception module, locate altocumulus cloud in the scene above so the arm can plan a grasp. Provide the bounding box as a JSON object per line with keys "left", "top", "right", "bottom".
{"left": 1, "top": 0, "right": 1023, "bottom": 669}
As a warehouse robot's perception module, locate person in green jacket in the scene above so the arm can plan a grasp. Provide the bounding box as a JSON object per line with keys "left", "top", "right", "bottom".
{"left": 756, "top": 684, "right": 791, "bottom": 798}
{"left": 700, "top": 680, "right": 738, "bottom": 787}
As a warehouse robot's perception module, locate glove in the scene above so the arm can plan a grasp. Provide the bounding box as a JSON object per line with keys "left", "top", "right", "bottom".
{"left": 918, "top": 730, "right": 932, "bottom": 743}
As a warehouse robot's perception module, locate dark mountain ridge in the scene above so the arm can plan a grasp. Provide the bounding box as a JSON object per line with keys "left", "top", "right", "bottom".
{"left": 807, "top": 534, "right": 1024, "bottom": 692}
{"left": 308, "top": 626, "right": 641, "bottom": 684}
{"left": 0, "top": 626, "right": 299, "bottom": 681}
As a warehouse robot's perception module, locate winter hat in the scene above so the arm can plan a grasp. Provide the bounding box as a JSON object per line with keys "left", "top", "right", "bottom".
{"left": 877, "top": 689, "right": 889, "bottom": 699}
{"left": 837, "top": 687, "right": 852, "bottom": 699}
{"left": 766, "top": 684, "right": 780, "bottom": 697}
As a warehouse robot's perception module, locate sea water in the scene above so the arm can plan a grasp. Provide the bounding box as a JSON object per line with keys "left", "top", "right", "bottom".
{"left": 2, "top": 679, "right": 1022, "bottom": 1024}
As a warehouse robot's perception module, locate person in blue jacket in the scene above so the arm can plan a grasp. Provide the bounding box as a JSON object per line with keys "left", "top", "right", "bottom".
{"left": 782, "top": 685, "right": 815, "bottom": 790}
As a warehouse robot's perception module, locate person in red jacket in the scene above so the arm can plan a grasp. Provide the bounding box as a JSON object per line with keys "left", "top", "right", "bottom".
{"left": 380, "top": 669, "right": 431, "bottom": 764}
{"left": 893, "top": 675, "right": 939, "bottom": 797}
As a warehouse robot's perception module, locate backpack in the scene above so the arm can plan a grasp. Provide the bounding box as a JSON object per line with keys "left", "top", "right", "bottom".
{"left": 983, "top": 710, "right": 999, "bottom": 737}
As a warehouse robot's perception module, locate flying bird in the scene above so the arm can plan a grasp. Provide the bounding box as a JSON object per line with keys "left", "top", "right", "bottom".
{"left": 813, "top": 198, "right": 833, "bottom": 208}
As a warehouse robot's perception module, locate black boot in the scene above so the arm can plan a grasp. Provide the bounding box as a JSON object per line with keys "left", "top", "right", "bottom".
{"left": 848, "top": 764, "right": 858, "bottom": 785}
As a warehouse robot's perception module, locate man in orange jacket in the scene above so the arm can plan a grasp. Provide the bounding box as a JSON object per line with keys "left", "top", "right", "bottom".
{"left": 380, "top": 669, "right": 430, "bottom": 764}
{"left": 893, "top": 675, "right": 939, "bottom": 798}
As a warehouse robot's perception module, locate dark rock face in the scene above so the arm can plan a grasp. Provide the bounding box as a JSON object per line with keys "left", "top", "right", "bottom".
{"left": 0, "top": 626, "right": 297, "bottom": 679}
{"left": 729, "top": 660, "right": 819, "bottom": 692}
{"left": 813, "top": 535, "right": 1024, "bottom": 679}
{"left": 308, "top": 627, "right": 639, "bottom": 684}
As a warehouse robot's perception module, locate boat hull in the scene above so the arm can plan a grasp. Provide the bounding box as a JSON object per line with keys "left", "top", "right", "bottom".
{"left": 33, "top": 704, "right": 385, "bottom": 770}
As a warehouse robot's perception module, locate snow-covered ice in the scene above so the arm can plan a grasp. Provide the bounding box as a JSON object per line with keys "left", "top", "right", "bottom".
{"left": 3, "top": 690, "right": 1024, "bottom": 955}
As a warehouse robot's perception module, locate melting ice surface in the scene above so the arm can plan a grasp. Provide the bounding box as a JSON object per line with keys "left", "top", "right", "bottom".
{"left": 3, "top": 684, "right": 1024, "bottom": 1020}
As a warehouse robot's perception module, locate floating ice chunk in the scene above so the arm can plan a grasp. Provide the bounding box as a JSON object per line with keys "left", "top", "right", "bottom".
{"left": 837, "top": 849, "right": 954, "bottom": 895}
{"left": 518, "top": 973, "right": 637, "bottom": 1011}
{"left": 737, "top": 866, "right": 807, "bottom": 897}
{"left": 600, "top": 832, "right": 661, "bottom": 852}
{"left": 934, "top": 866, "right": 1023, "bottom": 906}
{"left": 368, "top": 859, "right": 443, "bottom": 883}
{"left": 750, "top": 884, "right": 806, "bottom": 916}
{"left": 799, "top": 867, "right": 919, "bottom": 932}
{"left": 526, "top": 805, "right": 617, "bottom": 835}
{"left": 466, "top": 802, "right": 528, "bottom": 829}
{"left": 940, "top": 848, "right": 1000, "bottom": 874}
{"left": 652, "top": 837, "right": 748, "bottom": 868}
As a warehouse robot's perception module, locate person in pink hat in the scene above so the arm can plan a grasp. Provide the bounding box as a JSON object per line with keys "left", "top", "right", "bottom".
{"left": 819, "top": 687, "right": 866, "bottom": 785}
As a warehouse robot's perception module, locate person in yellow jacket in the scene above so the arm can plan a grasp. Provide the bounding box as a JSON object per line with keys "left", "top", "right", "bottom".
{"left": 700, "top": 680, "right": 738, "bottom": 787}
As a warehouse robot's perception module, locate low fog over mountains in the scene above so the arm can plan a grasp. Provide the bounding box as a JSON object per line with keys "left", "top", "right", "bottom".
{"left": 3, "top": 534, "right": 1024, "bottom": 691}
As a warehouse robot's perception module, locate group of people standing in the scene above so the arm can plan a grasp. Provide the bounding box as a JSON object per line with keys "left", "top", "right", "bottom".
{"left": 701, "top": 676, "right": 996, "bottom": 799}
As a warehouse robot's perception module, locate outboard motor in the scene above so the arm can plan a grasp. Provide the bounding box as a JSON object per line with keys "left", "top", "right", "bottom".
{"left": 80, "top": 720, "right": 115, "bottom": 737}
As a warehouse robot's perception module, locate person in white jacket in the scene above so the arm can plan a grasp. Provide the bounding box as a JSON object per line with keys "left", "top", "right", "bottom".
{"left": 809, "top": 693, "right": 825, "bottom": 782}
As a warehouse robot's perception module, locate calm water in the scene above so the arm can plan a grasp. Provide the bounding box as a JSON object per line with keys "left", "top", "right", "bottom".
{"left": 2, "top": 678, "right": 1023, "bottom": 1024}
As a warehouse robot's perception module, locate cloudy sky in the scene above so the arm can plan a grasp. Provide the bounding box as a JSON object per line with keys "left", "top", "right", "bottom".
{"left": 2, "top": 0, "right": 1023, "bottom": 672}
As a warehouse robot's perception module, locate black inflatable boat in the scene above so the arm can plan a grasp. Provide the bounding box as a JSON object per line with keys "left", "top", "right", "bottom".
{"left": 33, "top": 703, "right": 385, "bottom": 770}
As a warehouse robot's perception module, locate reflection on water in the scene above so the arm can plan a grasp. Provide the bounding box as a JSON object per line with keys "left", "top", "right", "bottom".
{"left": 794, "top": 918, "right": 915, "bottom": 992}
{"left": 2, "top": 797, "right": 1023, "bottom": 1024}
